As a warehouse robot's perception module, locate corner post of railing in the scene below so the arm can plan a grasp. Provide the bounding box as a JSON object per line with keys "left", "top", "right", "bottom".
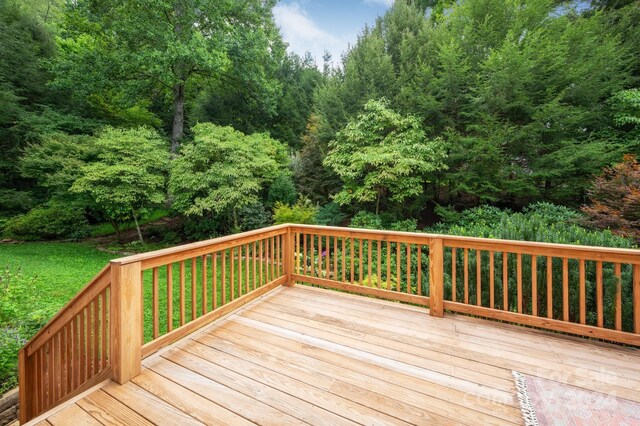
{"left": 18, "top": 347, "right": 31, "bottom": 423}
{"left": 284, "top": 224, "right": 294, "bottom": 286}
{"left": 429, "top": 237, "right": 444, "bottom": 318}
{"left": 110, "top": 260, "right": 143, "bottom": 384}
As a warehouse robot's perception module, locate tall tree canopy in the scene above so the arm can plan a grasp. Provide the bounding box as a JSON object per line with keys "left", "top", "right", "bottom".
{"left": 53, "top": 0, "right": 282, "bottom": 151}
{"left": 313, "top": 0, "right": 638, "bottom": 209}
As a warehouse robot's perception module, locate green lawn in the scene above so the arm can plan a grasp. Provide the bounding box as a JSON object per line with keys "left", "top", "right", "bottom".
{"left": 0, "top": 242, "right": 116, "bottom": 312}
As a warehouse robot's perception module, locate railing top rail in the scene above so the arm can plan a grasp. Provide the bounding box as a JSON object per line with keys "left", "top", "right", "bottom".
{"left": 290, "top": 224, "right": 640, "bottom": 263}
{"left": 111, "top": 223, "right": 289, "bottom": 269}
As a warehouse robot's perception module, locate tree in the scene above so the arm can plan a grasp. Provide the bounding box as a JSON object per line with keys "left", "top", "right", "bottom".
{"left": 324, "top": 99, "right": 447, "bottom": 214}
{"left": 582, "top": 154, "right": 640, "bottom": 242}
{"left": 169, "top": 123, "right": 287, "bottom": 229}
{"left": 54, "top": 0, "right": 281, "bottom": 152}
{"left": 70, "top": 127, "right": 170, "bottom": 242}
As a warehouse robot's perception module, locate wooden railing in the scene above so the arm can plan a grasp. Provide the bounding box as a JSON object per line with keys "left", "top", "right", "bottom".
{"left": 18, "top": 265, "right": 111, "bottom": 422}
{"left": 19, "top": 223, "right": 640, "bottom": 423}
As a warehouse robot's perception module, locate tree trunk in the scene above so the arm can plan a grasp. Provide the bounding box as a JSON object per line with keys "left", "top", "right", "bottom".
{"left": 171, "top": 83, "right": 185, "bottom": 153}
{"left": 132, "top": 210, "right": 144, "bottom": 243}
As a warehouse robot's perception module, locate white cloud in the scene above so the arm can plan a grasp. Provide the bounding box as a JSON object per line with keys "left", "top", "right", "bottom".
{"left": 363, "top": 0, "right": 395, "bottom": 6}
{"left": 273, "top": 2, "right": 351, "bottom": 67}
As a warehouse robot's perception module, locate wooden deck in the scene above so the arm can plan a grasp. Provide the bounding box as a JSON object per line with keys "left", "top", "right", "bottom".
{"left": 31, "top": 284, "right": 640, "bottom": 426}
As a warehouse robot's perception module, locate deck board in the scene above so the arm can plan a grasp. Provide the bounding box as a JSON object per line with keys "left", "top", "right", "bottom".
{"left": 34, "top": 284, "right": 640, "bottom": 425}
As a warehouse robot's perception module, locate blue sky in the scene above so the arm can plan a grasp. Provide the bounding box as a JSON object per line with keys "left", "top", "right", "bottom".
{"left": 273, "top": 0, "right": 393, "bottom": 67}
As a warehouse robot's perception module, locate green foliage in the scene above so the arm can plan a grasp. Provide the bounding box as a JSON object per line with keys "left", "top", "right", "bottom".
{"left": 314, "top": 0, "right": 637, "bottom": 208}
{"left": 70, "top": 127, "right": 169, "bottom": 240}
{"left": 350, "top": 211, "right": 383, "bottom": 230}
{"left": 266, "top": 173, "right": 297, "bottom": 208}
{"left": 273, "top": 199, "right": 317, "bottom": 225}
{"left": 0, "top": 267, "right": 54, "bottom": 393}
{"left": 611, "top": 89, "right": 640, "bottom": 127}
{"left": 315, "top": 202, "right": 349, "bottom": 226}
{"left": 170, "top": 123, "right": 287, "bottom": 228}
{"left": 325, "top": 99, "right": 447, "bottom": 214}
{"left": 238, "top": 203, "right": 272, "bottom": 231}
{"left": 3, "top": 202, "right": 88, "bottom": 241}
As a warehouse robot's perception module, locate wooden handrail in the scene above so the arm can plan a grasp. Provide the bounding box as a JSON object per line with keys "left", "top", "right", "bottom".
{"left": 19, "top": 223, "right": 640, "bottom": 423}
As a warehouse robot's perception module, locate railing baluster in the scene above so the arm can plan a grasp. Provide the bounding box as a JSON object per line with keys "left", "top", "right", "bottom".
{"left": 359, "top": 239, "right": 364, "bottom": 286}
{"left": 417, "top": 245, "right": 422, "bottom": 296}
{"left": 396, "top": 242, "right": 401, "bottom": 292}
{"left": 230, "top": 247, "right": 235, "bottom": 301}
{"left": 303, "top": 234, "right": 307, "bottom": 276}
{"left": 563, "top": 258, "right": 569, "bottom": 322}
{"left": 634, "top": 264, "right": 640, "bottom": 333}
{"left": 191, "top": 258, "right": 197, "bottom": 320}
{"left": 318, "top": 235, "right": 323, "bottom": 277}
{"left": 476, "top": 250, "right": 482, "bottom": 306}
{"left": 341, "top": 238, "right": 346, "bottom": 282}
{"left": 246, "top": 244, "right": 250, "bottom": 293}
{"left": 579, "top": 259, "right": 585, "bottom": 325}
{"left": 547, "top": 256, "right": 553, "bottom": 319}
{"left": 596, "top": 260, "right": 603, "bottom": 327}
{"left": 531, "top": 255, "right": 537, "bottom": 316}
{"left": 615, "top": 263, "right": 622, "bottom": 331}
{"left": 212, "top": 253, "right": 218, "bottom": 309}
{"left": 503, "top": 252, "right": 508, "bottom": 311}
{"left": 178, "top": 261, "right": 185, "bottom": 325}
{"left": 517, "top": 253, "right": 523, "bottom": 314}
{"left": 167, "top": 264, "right": 173, "bottom": 332}
{"left": 452, "top": 248, "right": 457, "bottom": 302}
{"left": 377, "top": 240, "right": 382, "bottom": 289}
{"left": 202, "top": 255, "right": 208, "bottom": 314}
{"left": 369, "top": 239, "right": 373, "bottom": 287}
{"left": 152, "top": 267, "right": 159, "bottom": 339}
{"left": 464, "top": 248, "right": 469, "bottom": 304}
{"left": 334, "top": 236, "right": 339, "bottom": 280}
{"left": 238, "top": 245, "right": 243, "bottom": 298}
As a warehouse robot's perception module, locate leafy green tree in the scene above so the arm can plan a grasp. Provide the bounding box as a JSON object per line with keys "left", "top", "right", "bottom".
{"left": 324, "top": 99, "right": 447, "bottom": 214}
{"left": 0, "top": 0, "right": 55, "bottom": 213}
{"left": 70, "top": 127, "right": 170, "bottom": 242}
{"left": 611, "top": 89, "right": 640, "bottom": 127}
{"left": 267, "top": 173, "right": 297, "bottom": 208}
{"left": 169, "top": 123, "right": 287, "bottom": 229}
{"left": 54, "top": 0, "right": 281, "bottom": 151}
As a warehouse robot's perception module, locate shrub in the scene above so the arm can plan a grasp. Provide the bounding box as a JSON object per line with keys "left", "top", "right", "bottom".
{"left": 315, "top": 202, "right": 349, "bottom": 226}
{"left": 266, "top": 173, "right": 297, "bottom": 208}
{"left": 273, "top": 199, "right": 317, "bottom": 225}
{"left": 238, "top": 202, "right": 272, "bottom": 231}
{"left": 3, "top": 202, "right": 88, "bottom": 240}
{"left": 349, "top": 211, "right": 382, "bottom": 230}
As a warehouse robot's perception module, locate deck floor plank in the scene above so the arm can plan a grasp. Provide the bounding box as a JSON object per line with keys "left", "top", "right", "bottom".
{"left": 34, "top": 285, "right": 640, "bottom": 426}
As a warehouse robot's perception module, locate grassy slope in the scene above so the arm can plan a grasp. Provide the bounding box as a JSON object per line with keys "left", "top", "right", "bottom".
{"left": 0, "top": 242, "right": 116, "bottom": 312}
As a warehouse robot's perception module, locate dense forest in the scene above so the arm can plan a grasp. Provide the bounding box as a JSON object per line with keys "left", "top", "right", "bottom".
{"left": 1, "top": 0, "right": 639, "bottom": 243}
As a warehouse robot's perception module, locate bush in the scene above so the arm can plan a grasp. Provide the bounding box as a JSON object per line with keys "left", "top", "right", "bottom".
{"left": 238, "top": 202, "right": 272, "bottom": 231}
{"left": 3, "top": 202, "right": 88, "bottom": 240}
{"left": 273, "top": 199, "right": 317, "bottom": 225}
{"left": 182, "top": 216, "right": 221, "bottom": 241}
{"left": 266, "top": 173, "right": 297, "bottom": 208}
{"left": 349, "top": 211, "right": 382, "bottom": 230}
{"left": 315, "top": 202, "right": 349, "bottom": 226}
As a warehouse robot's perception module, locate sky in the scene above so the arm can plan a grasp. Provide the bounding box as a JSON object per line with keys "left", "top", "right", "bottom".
{"left": 273, "top": 0, "right": 393, "bottom": 68}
